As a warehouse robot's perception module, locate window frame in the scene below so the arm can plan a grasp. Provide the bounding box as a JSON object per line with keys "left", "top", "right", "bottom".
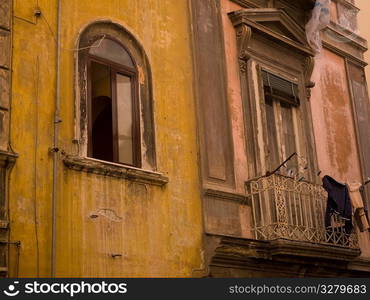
{"left": 86, "top": 37, "right": 141, "bottom": 168}
{"left": 263, "top": 89, "right": 300, "bottom": 176}
{"left": 261, "top": 68, "right": 301, "bottom": 171}
{"left": 256, "top": 64, "right": 308, "bottom": 178}
{"left": 229, "top": 9, "right": 320, "bottom": 183}
{"left": 75, "top": 21, "right": 157, "bottom": 171}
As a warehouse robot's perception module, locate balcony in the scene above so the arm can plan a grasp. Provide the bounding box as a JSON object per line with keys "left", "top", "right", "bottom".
{"left": 246, "top": 174, "right": 359, "bottom": 249}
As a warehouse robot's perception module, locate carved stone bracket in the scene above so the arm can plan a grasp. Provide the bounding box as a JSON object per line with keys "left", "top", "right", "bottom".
{"left": 303, "top": 56, "right": 316, "bottom": 100}
{"left": 233, "top": 22, "right": 253, "bottom": 73}
{"left": 236, "top": 23, "right": 252, "bottom": 62}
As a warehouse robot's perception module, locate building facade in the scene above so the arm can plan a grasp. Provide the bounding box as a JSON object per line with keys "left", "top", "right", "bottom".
{"left": 0, "top": 0, "right": 369, "bottom": 277}
{"left": 195, "top": 0, "right": 370, "bottom": 277}
{"left": 1, "top": 0, "right": 204, "bottom": 277}
{"left": 357, "top": 0, "right": 370, "bottom": 98}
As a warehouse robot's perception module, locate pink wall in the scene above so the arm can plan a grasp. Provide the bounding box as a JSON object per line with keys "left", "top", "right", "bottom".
{"left": 220, "top": 0, "right": 363, "bottom": 185}
{"left": 310, "top": 49, "right": 362, "bottom": 183}
{"left": 220, "top": 1, "right": 363, "bottom": 186}
{"left": 218, "top": 0, "right": 369, "bottom": 256}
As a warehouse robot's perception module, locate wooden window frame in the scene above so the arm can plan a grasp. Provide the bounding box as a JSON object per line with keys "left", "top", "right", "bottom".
{"left": 258, "top": 66, "right": 303, "bottom": 177}
{"left": 263, "top": 93, "right": 299, "bottom": 174}
{"left": 86, "top": 38, "right": 141, "bottom": 168}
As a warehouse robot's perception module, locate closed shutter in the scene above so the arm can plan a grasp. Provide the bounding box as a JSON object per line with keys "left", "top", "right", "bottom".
{"left": 262, "top": 70, "right": 299, "bottom": 106}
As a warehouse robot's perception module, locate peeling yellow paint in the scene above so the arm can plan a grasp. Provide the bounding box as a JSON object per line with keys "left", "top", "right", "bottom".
{"left": 138, "top": 65, "right": 145, "bottom": 85}
{"left": 9, "top": 0, "right": 202, "bottom": 277}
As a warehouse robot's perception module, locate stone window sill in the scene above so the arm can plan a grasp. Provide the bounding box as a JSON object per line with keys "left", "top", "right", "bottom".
{"left": 63, "top": 155, "right": 168, "bottom": 186}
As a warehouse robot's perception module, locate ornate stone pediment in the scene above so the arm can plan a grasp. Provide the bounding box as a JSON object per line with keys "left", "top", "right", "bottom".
{"left": 228, "top": 8, "right": 315, "bottom": 57}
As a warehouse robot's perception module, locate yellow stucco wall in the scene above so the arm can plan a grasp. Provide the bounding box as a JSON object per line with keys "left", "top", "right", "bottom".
{"left": 9, "top": 0, "right": 203, "bottom": 277}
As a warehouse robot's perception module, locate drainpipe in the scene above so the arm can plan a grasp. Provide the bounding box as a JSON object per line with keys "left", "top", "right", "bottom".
{"left": 51, "top": 0, "right": 62, "bottom": 277}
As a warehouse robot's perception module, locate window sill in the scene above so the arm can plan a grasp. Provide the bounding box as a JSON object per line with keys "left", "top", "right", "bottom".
{"left": 63, "top": 155, "right": 168, "bottom": 186}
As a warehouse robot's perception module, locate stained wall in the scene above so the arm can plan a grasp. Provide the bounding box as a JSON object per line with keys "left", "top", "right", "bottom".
{"left": 9, "top": 0, "right": 203, "bottom": 277}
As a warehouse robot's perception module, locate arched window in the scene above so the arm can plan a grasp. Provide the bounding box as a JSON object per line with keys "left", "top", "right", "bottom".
{"left": 76, "top": 21, "right": 156, "bottom": 169}
{"left": 87, "top": 38, "right": 140, "bottom": 166}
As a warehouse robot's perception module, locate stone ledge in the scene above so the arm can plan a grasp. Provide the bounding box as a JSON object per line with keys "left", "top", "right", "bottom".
{"left": 205, "top": 234, "right": 369, "bottom": 277}
{"left": 207, "top": 234, "right": 362, "bottom": 265}
{"left": 63, "top": 155, "right": 169, "bottom": 186}
{"left": 204, "top": 188, "right": 248, "bottom": 204}
{"left": 268, "top": 238, "right": 361, "bottom": 261}
{"left": 326, "top": 22, "right": 367, "bottom": 51}
{"left": 230, "top": 0, "right": 316, "bottom": 10}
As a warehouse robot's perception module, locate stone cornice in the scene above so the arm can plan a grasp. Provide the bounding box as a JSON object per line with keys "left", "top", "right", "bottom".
{"left": 230, "top": 0, "right": 316, "bottom": 10}
{"left": 229, "top": 9, "right": 315, "bottom": 56}
{"left": 204, "top": 188, "right": 248, "bottom": 204}
{"left": 230, "top": 0, "right": 260, "bottom": 9}
{"left": 335, "top": 0, "right": 359, "bottom": 12}
{"left": 205, "top": 234, "right": 366, "bottom": 275}
{"left": 63, "top": 155, "right": 169, "bottom": 186}
{"left": 326, "top": 22, "right": 367, "bottom": 51}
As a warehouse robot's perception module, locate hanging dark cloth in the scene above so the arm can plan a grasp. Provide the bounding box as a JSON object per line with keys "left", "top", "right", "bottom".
{"left": 322, "top": 175, "right": 353, "bottom": 234}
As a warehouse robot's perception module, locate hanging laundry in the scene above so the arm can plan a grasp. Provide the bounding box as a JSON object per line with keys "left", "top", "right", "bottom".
{"left": 322, "top": 175, "right": 353, "bottom": 234}
{"left": 347, "top": 182, "right": 370, "bottom": 232}
{"left": 305, "top": 0, "right": 331, "bottom": 54}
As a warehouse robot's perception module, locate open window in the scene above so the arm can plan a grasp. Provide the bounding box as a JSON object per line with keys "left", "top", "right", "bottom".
{"left": 87, "top": 38, "right": 140, "bottom": 166}
{"left": 76, "top": 21, "right": 156, "bottom": 170}
{"left": 229, "top": 9, "right": 317, "bottom": 181}
{"left": 261, "top": 70, "right": 300, "bottom": 176}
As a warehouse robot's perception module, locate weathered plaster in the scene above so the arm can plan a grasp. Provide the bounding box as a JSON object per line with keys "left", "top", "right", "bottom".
{"left": 9, "top": 0, "right": 202, "bottom": 277}
{"left": 311, "top": 49, "right": 362, "bottom": 182}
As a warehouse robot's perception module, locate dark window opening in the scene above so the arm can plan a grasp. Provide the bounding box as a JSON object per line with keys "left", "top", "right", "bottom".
{"left": 92, "top": 96, "right": 114, "bottom": 161}
{"left": 87, "top": 38, "right": 141, "bottom": 167}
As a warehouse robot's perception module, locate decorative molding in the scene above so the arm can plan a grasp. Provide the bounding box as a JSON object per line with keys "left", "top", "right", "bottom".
{"left": 206, "top": 234, "right": 364, "bottom": 273}
{"left": 203, "top": 234, "right": 370, "bottom": 277}
{"left": 335, "top": 0, "right": 359, "bottom": 12}
{"left": 323, "top": 41, "right": 367, "bottom": 68}
{"left": 228, "top": 9, "right": 315, "bottom": 56}
{"left": 326, "top": 22, "right": 367, "bottom": 51}
{"left": 230, "top": 0, "right": 316, "bottom": 10}
{"left": 235, "top": 24, "right": 252, "bottom": 71}
{"left": 348, "top": 258, "right": 370, "bottom": 272}
{"left": 63, "top": 155, "right": 168, "bottom": 186}
{"left": 230, "top": 0, "right": 264, "bottom": 9}
{"left": 303, "top": 56, "right": 315, "bottom": 100}
{"left": 204, "top": 188, "right": 248, "bottom": 204}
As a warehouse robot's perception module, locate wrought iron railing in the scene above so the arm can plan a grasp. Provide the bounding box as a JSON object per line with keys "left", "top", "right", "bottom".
{"left": 246, "top": 174, "right": 358, "bottom": 248}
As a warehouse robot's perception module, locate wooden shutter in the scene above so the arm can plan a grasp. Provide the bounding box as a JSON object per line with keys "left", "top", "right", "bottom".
{"left": 262, "top": 70, "right": 300, "bottom": 106}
